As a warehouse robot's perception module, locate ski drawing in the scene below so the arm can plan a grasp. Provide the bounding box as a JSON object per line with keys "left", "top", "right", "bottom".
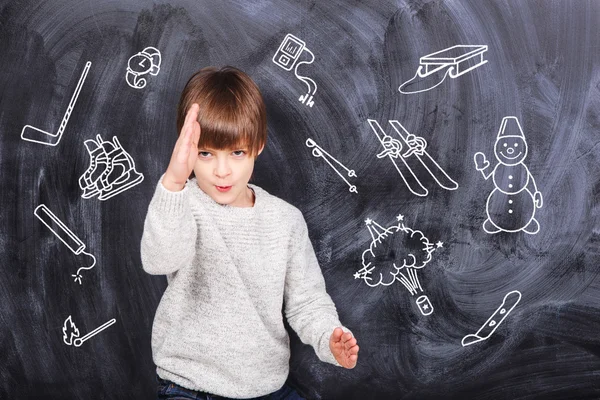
{"left": 368, "top": 119, "right": 458, "bottom": 196}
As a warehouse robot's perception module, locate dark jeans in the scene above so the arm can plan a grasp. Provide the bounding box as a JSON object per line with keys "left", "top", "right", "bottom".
{"left": 157, "top": 374, "right": 306, "bottom": 400}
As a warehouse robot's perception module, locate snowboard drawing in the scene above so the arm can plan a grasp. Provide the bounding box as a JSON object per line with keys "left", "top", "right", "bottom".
{"left": 368, "top": 119, "right": 458, "bottom": 196}
{"left": 462, "top": 290, "right": 521, "bottom": 347}
{"left": 474, "top": 116, "right": 543, "bottom": 234}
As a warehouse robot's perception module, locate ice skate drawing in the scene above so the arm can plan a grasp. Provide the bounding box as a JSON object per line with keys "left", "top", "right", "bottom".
{"left": 126, "top": 47, "right": 161, "bottom": 89}
{"left": 474, "top": 116, "right": 543, "bottom": 234}
{"left": 306, "top": 138, "right": 357, "bottom": 193}
{"left": 399, "top": 45, "right": 488, "bottom": 94}
{"left": 272, "top": 34, "right": 317, "bottom": 107}
{"left": 354, "top": 214, "right": 444, "bottom": 316}
{"left": 63, "top": 315, "right": 116, "bottom": 347}
{"left": 34, "top": 204, "right": 96, "bottom": 284}
{"left": 79, "top": 135, "right": 144, "bottom": 201}
{"left": 368, "top": 119, "right": 458, "bottom": 197}
{"left": 462, "top": 290, "right": 521, "bottom": 347}
{"left": 21, "top": 61, "right": 91, "bottom": 146}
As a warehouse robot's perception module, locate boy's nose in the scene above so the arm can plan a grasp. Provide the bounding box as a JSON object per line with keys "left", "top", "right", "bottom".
{"left": 214, "top": 161, "right": 232, "bottom": 178}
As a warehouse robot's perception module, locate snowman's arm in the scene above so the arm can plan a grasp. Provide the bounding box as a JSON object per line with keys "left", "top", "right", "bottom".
{"left": 480, "top": 167, "right": 494, "bottom": 180}
{"left": 474, "top": 152, "right": 494, "bottom": 180}
{"left": 525, "top": 165, "right": 539, "bottom": 193}
{"left": 477, "top": 162, "right": 495, "bottom": 180}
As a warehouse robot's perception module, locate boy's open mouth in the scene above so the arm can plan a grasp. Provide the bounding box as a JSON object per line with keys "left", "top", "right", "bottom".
{"left": 216, "top": 185, "right": 232, "bottom": 192}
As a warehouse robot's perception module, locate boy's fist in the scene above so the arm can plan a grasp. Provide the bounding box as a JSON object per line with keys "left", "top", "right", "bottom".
{"left": 329, "top": 327, "right": 359, "bottom": 369}
{"left": 163, "top": 103, "right": 201, "bottom": 191}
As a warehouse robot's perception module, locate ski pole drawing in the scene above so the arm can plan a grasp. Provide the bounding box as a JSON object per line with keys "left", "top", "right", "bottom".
{"left": 272, "top": 34, "right": 317, "bottom": 107}
{"left": 21, "top": 61, "right": 91, "bottom": 146}
{"left": 63, "top": 315, "right": 116, "bottom": 347}
{"left": 354, "top": 214, "right": 444, "bottom": 316}
{"left": 399, "top": 45, "right": 488, "bottom": 94}
{"left": 462, "top": 290, "right": 521, "bottom": 347}
{"left": 34, "top": 204, "right": 96, "bottom": 285}
{"left": 474, "top": 116, "right": 543, "bottom": 234}
{"left": 126, "top": 46, "right": 161, "bottom": 89}
{"left": 368, "top": 119, "right": 458, "bottom": 196}
{"left": 306, "top": 138, "right": 357, "bottom": 193}
{"left": 79, "top": 135, "right": 144, "bottom": 200}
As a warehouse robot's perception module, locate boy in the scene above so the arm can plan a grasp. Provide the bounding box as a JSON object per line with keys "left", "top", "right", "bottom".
{"left": 141, "top": 66, "right": 359, "bottom": 399}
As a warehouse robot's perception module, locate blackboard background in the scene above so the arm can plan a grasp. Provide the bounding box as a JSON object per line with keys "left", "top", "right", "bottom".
{"left": 1, "top": 0, "right": 600, "bottom": 399}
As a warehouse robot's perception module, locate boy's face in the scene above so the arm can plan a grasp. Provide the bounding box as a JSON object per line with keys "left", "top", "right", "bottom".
{"left": 193, "top": 144, "right": 264, "bottom": 207}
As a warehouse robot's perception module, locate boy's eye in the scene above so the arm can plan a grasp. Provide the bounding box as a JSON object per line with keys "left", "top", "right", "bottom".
{"left": 198, "top": 151, "right": 211, "bottom": 157}
{"left": 232, "top": 150, "right": 246, "bottom": 156}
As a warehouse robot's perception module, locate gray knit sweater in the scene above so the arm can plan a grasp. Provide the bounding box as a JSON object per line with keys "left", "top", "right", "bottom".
{"left": 141, "top": 177, "right": 349, "bottom": 398}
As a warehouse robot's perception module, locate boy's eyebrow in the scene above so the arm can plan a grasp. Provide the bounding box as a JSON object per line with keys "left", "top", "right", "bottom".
{"left": 198, "top": 145, "right": 249, "bottom": 151}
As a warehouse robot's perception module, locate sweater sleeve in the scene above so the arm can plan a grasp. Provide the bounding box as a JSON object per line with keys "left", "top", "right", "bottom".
{"left": 283, "top": 211, "right": 352, "bottom": 367}
{"left": 140, "top": 175, "right": 198, "bottom": 275}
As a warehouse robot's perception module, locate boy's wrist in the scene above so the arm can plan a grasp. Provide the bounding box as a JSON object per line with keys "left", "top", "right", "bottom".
{"left": 161, "top": 173, "right": 186, "bottom": 192}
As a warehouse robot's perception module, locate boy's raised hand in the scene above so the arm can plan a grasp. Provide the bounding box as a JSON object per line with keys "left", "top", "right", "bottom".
{"left": 163, "top": 104, "right": 201, "bottom": 191}
{"left": 329, "top": 327, "right": 359, "bottom": 369}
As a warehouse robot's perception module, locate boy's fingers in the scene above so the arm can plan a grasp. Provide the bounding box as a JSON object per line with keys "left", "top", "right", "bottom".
{"left": 187, "top": 104, "right": 199, "bottom": 128}
{"left": 179, "top": 103, "right": 198, "bottom": 141}
{"left": 176, "top": 125, "right": 192, "bottom": 160}
{"left": 192, "top": 121, "right": 201, "bottom": 148}
{"left": 177, "top": 136, "right": 190, "bottom": 163}
{"left": 333, "top": 328, "right": 344, "bottom": 340}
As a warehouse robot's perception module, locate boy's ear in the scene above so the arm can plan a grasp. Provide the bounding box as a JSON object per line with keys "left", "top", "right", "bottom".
{"left": 257, "top": 144, "right": 265, "bottom": 156}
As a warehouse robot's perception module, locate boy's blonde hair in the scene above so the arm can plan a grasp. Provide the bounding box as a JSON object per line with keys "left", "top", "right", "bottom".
{"left": 177, "top": 66, "right": 267, "bottom": 158}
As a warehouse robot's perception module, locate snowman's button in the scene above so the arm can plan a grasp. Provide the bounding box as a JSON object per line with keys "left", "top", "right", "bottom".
{"left": 509, "top": 199, "right": 513, "bottom": 204}
{"left": 509, "top": 209, "right": 513, "bottom": 214}
{"left": 509, "top": 175, "right": 513, "bottom": 179}
{"left": 508, "top": 184, "right": 513, "bottom": 188}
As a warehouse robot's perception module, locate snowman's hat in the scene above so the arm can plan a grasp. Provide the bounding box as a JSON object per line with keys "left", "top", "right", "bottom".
{"left": 497, "top": 116, "right": 525, "bottom": 139}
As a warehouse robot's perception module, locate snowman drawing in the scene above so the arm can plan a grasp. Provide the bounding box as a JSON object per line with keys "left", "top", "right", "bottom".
{"left": 473, "top": 116, "right": 543, "bottom": 234}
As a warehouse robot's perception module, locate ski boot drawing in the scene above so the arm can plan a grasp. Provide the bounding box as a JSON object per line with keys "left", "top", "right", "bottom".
{"left": 79, "top": 135, "right": 144, "bottom": 201}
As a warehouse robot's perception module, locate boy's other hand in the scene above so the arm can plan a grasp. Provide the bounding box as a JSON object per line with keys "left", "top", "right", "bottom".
{"left": 163, "top": 103, "right": 201, "bottom": 191}
{"left": 329, "top": 327, "right": 359, "bottom": 369}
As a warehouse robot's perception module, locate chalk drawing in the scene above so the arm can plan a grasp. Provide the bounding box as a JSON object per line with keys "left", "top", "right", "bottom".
{"left": 21, "top": 61, "right": 91, "bottom": 146}
{"left": 368, "top": 119, "right": 458, "bottom": 197}
{"left": 63, "top": 315, "right": 116, "bottom": 347}
{"left": 474, "top": 116, "right": 543, "bottom": 234}
{"left": 273, "top": 34, "right": 317, "bottom": 107}
{"left": 126, "top": 47, "right": 161, "bottom": 89}
{"left": 306, "top": 138, "right": 357, "bottom": 193}
{"left": 79, "top": 135, "right": 144, "bottom": 201}
{"left": 399, "top": 45, "right": 488, "bottom": 94}
{"left": 462, "top": 290, "right": 521, "bottom": 347}
{"left": 354, "top": 214, "right": 444, "bottom": 316}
